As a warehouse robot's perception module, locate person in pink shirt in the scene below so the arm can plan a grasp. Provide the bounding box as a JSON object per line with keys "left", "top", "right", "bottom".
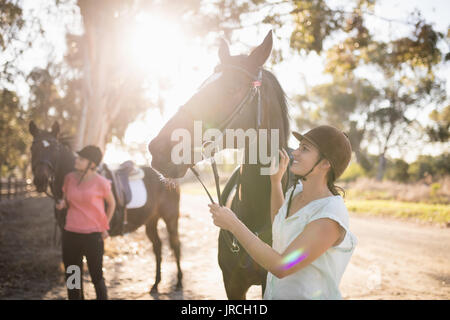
{"left": 56, "top": 145, "right": 115, "bottom": 300}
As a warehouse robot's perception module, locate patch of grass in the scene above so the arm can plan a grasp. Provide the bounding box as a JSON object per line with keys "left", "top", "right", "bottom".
{"left": 346, "top": 199, "right": 450, "bottom": 225}
{"left": 181, "top": 180, "right": 450, "bottom": 225}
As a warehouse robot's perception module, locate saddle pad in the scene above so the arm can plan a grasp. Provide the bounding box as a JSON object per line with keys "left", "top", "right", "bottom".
{"left": 126, "top": 179, "right": 147, "bottom": 209}
{"left": 128, "top": 168, "right": 145, "bottom": 181}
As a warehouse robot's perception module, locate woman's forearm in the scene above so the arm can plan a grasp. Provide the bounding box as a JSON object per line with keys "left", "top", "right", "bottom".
{"left": 270, "top": 181, "right": 284, "bottom": 222}
{"left": 105, "top": 203, "right": 115, "bottom": 223}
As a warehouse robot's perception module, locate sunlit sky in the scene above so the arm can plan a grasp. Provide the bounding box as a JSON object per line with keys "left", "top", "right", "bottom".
{"left": 13, "top": 0, "right": 450, "bottom": 165}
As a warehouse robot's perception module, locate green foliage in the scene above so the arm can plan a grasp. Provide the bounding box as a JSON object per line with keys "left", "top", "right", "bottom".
{"left": 427, "top": 105, "right": 450, "bottom": 142}
{"left": 0, "top": 0, "right": 24, "bottom": 50}
{"left": 290, "top": 0, "right": 345, "bottom": 54}
{"left": 407, "top": 154, "right": 450, "bottom": 181}
{"left": 287, "top": 2, "right": 448, "bottom": 179}
{"left": 339, "top": 162, "right": 365, "bottom": 182}
{"left": 0, "top": 90, "right": 31, "bottom": 176}
{"left": 346, "top": 199, "right": 450, "bottom": 225}
{"left": 385, "top": 159, "right": 409, "bottom": 183}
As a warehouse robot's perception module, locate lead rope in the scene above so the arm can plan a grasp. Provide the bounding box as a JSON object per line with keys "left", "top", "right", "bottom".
{"left": 190, "top": 157, "right": 240, "bottom": 253}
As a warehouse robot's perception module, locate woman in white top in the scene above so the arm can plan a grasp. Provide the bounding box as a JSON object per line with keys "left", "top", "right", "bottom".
{"left": 209, "top": 125, "right": 357, "bottom": 299}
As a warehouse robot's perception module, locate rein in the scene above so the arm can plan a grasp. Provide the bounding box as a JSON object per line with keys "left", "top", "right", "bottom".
{"left": 186, "top": 64, "right": 264, "bottom": 254}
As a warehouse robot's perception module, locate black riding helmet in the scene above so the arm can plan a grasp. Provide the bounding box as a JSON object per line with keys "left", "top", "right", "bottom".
{"left": 76, "top": 145, "right": 103, "bottom": 167}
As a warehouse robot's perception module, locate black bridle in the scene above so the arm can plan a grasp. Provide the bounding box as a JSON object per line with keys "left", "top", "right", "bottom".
{"left": 31, "top": 138, "right": 60, "bottom": 200}
{"left": 182, "top": 64, "right": 264, "bottom": 253}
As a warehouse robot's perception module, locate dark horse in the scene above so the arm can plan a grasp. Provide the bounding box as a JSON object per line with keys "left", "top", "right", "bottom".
{"left": 29, "top": 121, "right": 182, "bottom": 294}
{"left": 148, "top": 31, "right": 293, "bottom": 299}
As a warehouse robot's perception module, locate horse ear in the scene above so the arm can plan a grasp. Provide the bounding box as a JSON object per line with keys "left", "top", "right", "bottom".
{"left": 249, "top": 30, "right": 273, "bottom": 67}
{"left": 29, "top": 121, "right": 39, "bottom": 137}
{"left": 218, "top": 38, "right": 231, "bottom": 63}
{"left": 51, "top": 121, "right": 60, "bottom": 137}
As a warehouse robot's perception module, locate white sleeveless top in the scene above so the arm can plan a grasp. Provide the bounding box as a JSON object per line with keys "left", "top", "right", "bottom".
{"left": 264, "top": 181, "right": 357, "bottom": 300}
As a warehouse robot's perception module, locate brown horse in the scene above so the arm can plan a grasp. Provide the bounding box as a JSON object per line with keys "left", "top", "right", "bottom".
{"left": 148, "top": 31, "right": 293, "bottom": 299}
{"left": 29, "top": 121, "right": 182, "bottom": 295}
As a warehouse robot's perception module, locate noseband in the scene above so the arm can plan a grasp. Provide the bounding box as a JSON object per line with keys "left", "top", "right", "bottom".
{"left": 31, "top": 139, "right": 60, "bottom": 199}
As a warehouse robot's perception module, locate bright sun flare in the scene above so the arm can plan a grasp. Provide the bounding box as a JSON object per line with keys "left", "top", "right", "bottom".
{"left": 104, "top": 12, "right": 219, "bottom": 165}
{"left": 130, "top": 13, "right": 185, "bottom": 74}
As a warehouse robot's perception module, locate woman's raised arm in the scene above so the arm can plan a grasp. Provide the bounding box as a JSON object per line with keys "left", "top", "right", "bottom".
{"left": 270, "top": 149, "right": 289, "bottom": 223}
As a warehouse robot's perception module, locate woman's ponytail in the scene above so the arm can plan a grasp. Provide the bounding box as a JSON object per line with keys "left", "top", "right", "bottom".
{"left": 326, "top": 170, "right": 345, "bottom": 197}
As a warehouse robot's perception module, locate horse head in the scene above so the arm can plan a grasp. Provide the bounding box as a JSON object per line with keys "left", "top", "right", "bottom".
{"left": 149, "top": 30, "right": 282, "bottom": 178}
{"left": 29, "top": 121, "right": 62, "bottom": 193}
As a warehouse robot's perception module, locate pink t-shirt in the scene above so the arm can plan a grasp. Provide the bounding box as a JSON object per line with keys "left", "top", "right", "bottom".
{"left": 62, "top": 172, "right": 111, "bottom": 233}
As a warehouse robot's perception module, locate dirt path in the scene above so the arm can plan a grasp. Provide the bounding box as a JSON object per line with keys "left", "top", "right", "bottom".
{"left": 1, "top": 194, "right": 449, "bottom": 300}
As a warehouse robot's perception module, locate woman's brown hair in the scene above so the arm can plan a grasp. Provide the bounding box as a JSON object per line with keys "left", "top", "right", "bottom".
{"left": 326, "top": 169, "right": 346, "bottom": 197}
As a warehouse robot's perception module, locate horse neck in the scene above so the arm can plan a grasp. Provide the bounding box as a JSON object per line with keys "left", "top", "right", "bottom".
{"left": 238, "top": 84, "right": 288, "bottom": 230}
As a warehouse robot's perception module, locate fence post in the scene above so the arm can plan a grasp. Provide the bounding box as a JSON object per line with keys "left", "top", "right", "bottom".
{"left": 16, "top": 178, "right": 20, "bottom": 198}
{"left": 7, "top": 176, "right": 12, "bottom": 200}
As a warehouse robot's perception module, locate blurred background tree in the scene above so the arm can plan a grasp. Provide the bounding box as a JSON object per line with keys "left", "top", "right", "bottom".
{"left": 241, "top": 0, "right": 450, "bottom": 180}
{"left": 0, "top": 89, "right": 28, "bottom": 177}
{"left": 1, "top": 0, "right": 38, "bottom": 177}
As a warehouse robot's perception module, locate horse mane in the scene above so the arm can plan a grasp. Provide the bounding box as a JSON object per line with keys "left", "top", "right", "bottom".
{"left": 261, "top": 69, "right": 291, "bottom": 145}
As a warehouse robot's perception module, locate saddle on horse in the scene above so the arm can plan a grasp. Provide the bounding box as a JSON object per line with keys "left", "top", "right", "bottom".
{"left": 99, "top": 160, "right": 145, "bottom": 236}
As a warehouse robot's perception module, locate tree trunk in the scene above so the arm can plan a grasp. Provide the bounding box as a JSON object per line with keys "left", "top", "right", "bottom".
{"left": 76, "top": 0, "right": 115, "bottom": 152}
{"left": 348, "top": 122, "right": 373, "bottom": 172}
{"left": 376, "top": 153, "right": 386, "bottom": 181}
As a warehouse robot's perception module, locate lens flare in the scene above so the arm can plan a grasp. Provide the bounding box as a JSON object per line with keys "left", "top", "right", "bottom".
{"left": 281, "top": 249, "right": 308, "bottom": 270}
{"left": 311, "top": 290, "right": 322, "bottom": 299}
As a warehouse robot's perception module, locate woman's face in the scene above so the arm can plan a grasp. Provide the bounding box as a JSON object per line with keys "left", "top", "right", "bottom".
{"left": 74, "top": 156, "right": 93, "bottom": 171}
{"left": 289, "top": 139, "right": 323, "bottom": 176}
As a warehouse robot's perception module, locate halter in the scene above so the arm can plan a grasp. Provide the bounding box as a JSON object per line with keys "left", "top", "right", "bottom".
{"left": 217, "top": 64, "right": 263, "bottom": 131}
{"left": 185, "top": 64, "right": 264, "bottom": 253}
{"left": 180, "top": 64, "right": 263, "bottom": 133}
{"left": 31, "top": 138, "right": 60, "bottom": 200}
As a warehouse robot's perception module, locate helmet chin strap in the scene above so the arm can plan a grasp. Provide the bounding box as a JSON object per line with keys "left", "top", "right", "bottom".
{"left": 296, "top": 155, "right": 323, "bottom": 182}
{"left": 77, "top": 160, "right": 93, "bottom": 186}
{"left": 287, "top": 155, "right": 323, "bottom": 216}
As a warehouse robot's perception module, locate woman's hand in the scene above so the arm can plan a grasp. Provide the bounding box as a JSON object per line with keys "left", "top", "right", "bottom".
{"left": 270, "top": 148, "right": 290, "bottom": 183}
{"left": 102, "top": 230, "right": 109, "bottom": 240}
{"left": 55, "top": 199, "right": 67, "bottom": 210}
{"left": 208, "top": 203, "right": 239, "bottom": 232}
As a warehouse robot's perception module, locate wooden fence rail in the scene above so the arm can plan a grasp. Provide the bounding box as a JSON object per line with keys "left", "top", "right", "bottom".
{"left": 0, "top": 177, "right": 33, "bottom": 202}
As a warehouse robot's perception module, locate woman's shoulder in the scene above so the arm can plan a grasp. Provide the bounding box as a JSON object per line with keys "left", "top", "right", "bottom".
{"left": 324, "top": 195, "right": 347, "bottom": 209}
{"left": 321, "top": 195, "right": 349, "bottom": 220}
